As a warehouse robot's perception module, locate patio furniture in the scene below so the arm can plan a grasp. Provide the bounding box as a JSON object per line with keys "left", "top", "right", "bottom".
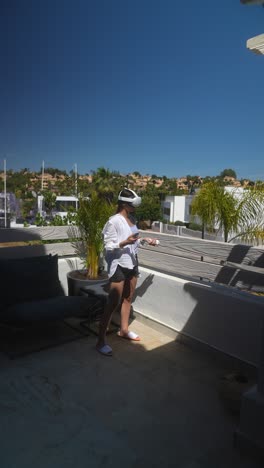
{"left": 79, "top": 283, "right": 119, "bottom": 335}
{"left": 0, "top": 254, "right": 103, "bottom": 356}
{"left": 0, "top": 254, "right": 97, "bottom": 325}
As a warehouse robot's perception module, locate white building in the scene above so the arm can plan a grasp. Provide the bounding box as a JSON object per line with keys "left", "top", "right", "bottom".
{"left": 53, "top": 196, "right": 79, "bottom": 218}
{"left": 162, "top": 187, "right": 246, "bottom": 225}
{"left": 161, "top": 195, "right": 194, "bottom": 224}
{"left": 37, "top": 195, "right": 79, "bottom": 219}
{"left": 0, "top": 192, "right": 11, "bottom": 227}
{"left": 161, "top": 187, "right": 264, "bottom": 243}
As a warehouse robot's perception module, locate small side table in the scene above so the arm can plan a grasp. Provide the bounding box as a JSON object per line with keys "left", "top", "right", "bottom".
{"left": 79, "top": 284, "right": 119, "bottom": 335}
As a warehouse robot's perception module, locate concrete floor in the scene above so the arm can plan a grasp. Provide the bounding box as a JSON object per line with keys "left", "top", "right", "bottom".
{"left": 0, "top": 318, "right": 262, "bottom": 468}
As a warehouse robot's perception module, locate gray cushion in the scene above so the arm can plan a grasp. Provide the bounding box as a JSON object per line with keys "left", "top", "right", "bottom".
{"left": 0, "top": 255, "right": 64, "bottom": 312}
{"left": 1, "top": 296, "right": 98, "bottom": 323}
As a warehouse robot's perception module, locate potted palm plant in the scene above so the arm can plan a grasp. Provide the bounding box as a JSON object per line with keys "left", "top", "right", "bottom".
{"left": 67, "top": 191, "right": 114, "bottom": 296}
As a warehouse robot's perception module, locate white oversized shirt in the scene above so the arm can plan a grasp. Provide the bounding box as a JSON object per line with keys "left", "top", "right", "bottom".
{"left": 102, "top": 213, "right": 139, "bottom": 278}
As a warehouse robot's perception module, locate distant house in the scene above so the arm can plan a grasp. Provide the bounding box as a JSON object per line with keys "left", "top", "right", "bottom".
{"left": 37, "top": 195, "right": 79, "bottom": 219}
{"left": 223, "top": 176, "right": 241, "bottom": 187}
{"left": 0, "top": 192, "right": 19, "bottom": 227}
{"left": 176, "top": 177, "right": 189, "bottom": 191}
{"left": 161, "top": 195, "right": 195, "bottom": 224}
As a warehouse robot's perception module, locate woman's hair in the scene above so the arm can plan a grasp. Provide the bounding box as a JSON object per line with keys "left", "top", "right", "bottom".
{"left": 119, "top": 188, "right": 135, "bottom": 200}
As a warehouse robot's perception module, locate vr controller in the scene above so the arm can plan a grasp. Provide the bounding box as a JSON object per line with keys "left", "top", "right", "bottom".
{"left": 140, "top": 238, "right": 160, "bottom": 246}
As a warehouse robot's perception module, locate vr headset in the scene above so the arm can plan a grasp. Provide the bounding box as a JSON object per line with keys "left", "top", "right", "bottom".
{"left": 118, "top": 188, "right": 142, "bottom": 207}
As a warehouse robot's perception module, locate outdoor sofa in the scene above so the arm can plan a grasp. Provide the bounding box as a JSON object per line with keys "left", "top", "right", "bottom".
{"left": 0, "top": 254, "right": 96, "bottom": 325}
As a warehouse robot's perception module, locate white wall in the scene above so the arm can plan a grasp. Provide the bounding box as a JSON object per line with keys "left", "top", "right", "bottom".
{"left": 172, "top": 196, "right": 185, "bottom": 222}
{"left": 133, "top": 267, "right": 264, "bottom": 366}
{"left": 162, "top": 195, "right": 194, "bottom": 223}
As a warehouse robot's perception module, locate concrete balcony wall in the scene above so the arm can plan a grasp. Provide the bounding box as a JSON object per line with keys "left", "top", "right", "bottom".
{"left": 133, "top": 267, "right": 264, "bottom": 367}
{"left": 58, "top": 258, "right": 264, "bottom": 367}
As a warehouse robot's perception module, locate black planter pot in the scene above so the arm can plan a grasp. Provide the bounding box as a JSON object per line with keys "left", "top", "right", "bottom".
{"left": 67, "top": 269, "right": 109, "bottom": 296}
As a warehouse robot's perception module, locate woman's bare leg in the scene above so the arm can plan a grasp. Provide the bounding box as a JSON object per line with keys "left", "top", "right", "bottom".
{"left": 119, "top": 275, "right": 138, "bottom": 335}
{"left": 96, "top": 281, "right": 124, "bottom": 348}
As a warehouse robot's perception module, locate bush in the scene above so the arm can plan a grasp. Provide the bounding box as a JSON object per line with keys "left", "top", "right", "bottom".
{"left": 138, "top": 220, "right": 150, "bottom": 230}
{"left": 174, "top": 220, "right": 186, "bottom": 226}
{"left": 187, "top": 222, "right": 202, "bottom": 231}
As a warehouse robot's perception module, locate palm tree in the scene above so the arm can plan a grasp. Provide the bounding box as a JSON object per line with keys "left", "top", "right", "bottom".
{"left": 73, "top": 192, "right": 114, "bottom": 279}
{"left": 191, "top": 182, "right": 264, "bottom": 243}
{"left": 91, "top": 167, "right": 117, "bottom": 202}
{"left": 216, "top": 190, "right": 241, "bottom": 242}
{"left": 42, "top": 190, "right": 56, "bottom": 216}
{"left": 230, "top": 186, "right": 264, "bottom": 245}
{"left": 191, "top": 181, "right": 221, "bottom": 238}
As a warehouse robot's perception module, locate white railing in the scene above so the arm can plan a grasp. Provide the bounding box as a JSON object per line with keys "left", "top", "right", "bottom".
{"left": 0, "top": 226, "right": 263, "bottom": 292}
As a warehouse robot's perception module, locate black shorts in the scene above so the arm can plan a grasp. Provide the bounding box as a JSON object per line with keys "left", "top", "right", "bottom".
{"left": 110, "top": 264, "right": 139, "bottom": 283}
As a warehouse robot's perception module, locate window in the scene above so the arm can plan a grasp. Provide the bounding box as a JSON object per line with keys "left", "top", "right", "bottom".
{"left": 55, "top": 200, "right": 78, "bottom": 211}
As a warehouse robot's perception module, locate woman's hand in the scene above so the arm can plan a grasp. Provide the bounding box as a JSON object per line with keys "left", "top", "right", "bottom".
{"left": 119, "top": 234, "right": 139, "bottom": 248}
{"left": 141, "top": 237, "right": 160, "bottom": 246}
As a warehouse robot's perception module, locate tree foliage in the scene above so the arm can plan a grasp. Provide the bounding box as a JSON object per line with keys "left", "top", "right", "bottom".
{"left": 136, "top": 188, "right": 162, "bottom": 225}
{"left": 219, "top": 168, "right": 237, "bottom": 179}
{"left": 191, "top": 182, "right": 221, "bottom": 235}
{"left": 191, "top": 182, "right": 264, "bottom": 242}
{"left": 38, "top": 167, "right": 68, "bottom": 176}
{"left": 42, "top": 190, "right": 57, "bottom": 215}
{"left": 90, "top": 167, "right": 123, "bottom": 202}
{"left": 72, "top": 192, "right": 114, "bottom": 279}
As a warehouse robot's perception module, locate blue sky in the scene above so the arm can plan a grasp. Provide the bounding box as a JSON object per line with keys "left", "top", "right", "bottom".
{"left": 0, "top": 0, "right": 263, "bottom": 180}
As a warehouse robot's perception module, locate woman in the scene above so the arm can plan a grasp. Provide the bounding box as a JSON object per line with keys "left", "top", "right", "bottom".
{"left": 96, "top": 188, "right": 158, "bottom": 356}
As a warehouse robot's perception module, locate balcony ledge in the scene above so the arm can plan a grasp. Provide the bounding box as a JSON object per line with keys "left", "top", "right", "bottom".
{"left": 247, "top": 34, "right": 264, "bottom": 55}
